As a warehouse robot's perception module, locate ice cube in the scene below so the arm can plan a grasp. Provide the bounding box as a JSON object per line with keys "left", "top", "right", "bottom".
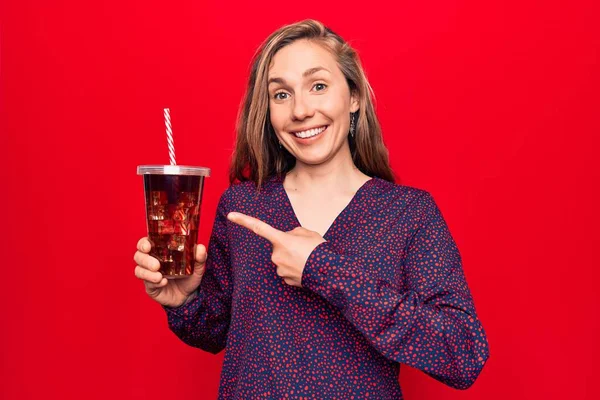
{"left": 167, "top": 235, "right": 186, "bottom": 252}
{"left": 178, "top": 192, "right": 198, "bottom": 207}
{"left": 169, "top": 204, "right": 191, "bottom": 221}
{"left": 148, "top": 205, "right": 167, "bottom": 221}
{"left": 150, "top": 191, "right": 168, "bottom": 206}
{"left": 174, "top": 220, "right": 191, "bottom": 235}
{"left": 161, "top": 248, "right": 173, "bottom": 262}
{"left": 147, "top": 220, "right": 159, "bottom": 233}
{"left": 173, "top": 208, "right": 187, "bottom": 221}
{"left": 157, "top": 220, "right": 174, "bottom": 235}
{"left": 148, "top": 241, "right": 168, "bottom": 262}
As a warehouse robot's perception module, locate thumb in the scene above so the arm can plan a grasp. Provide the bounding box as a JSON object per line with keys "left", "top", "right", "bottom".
{"left": 193, "top": 243, "right": 207, "bottom": 277}
{"left": 177, "top": 244, "right": 207, "bottom": 296}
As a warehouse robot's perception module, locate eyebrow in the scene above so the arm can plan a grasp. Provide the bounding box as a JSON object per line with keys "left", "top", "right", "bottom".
{"left": 268, "top": 66, "right": 331, "bottom": 86}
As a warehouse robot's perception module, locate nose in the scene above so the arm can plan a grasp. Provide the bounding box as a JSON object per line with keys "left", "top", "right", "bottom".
{"left": 291, "top": 92, "right": 314, "bottom": 121}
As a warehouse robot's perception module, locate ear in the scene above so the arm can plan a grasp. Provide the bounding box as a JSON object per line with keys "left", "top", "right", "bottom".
{"left": 350, "top": 90, "right": 360, "bottom": 113}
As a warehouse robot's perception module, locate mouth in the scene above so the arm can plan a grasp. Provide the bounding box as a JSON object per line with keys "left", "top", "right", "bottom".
{"left": 289, "top": 125, "right": 329, "bottom": 141}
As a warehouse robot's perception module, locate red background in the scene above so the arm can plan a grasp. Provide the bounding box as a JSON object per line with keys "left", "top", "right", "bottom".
{"left": 1, "top": 1, "right": 598, "bottom": 399}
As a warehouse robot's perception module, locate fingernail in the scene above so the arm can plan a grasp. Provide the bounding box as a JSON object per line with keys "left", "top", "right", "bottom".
{"left": 227, "top": 212, "right": 237, "bottom": 220}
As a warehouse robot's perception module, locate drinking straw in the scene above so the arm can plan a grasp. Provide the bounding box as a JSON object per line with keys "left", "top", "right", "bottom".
{"left": 164, "top": 107, "right": 180, "bottom": 212}
{"left": 163, "top": 108, "right": 189, "bottom": 272}
{"left": 164, "top": 108, "right": 176, "bottom": 166}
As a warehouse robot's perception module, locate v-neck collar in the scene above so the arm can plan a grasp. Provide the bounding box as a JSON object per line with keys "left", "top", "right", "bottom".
{"left": 274, "top": 174, "right": 376, "bottom": 240}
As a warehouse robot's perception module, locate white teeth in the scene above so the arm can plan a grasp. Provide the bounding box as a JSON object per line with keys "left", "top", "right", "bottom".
{"left": 293, "top": 125, "right": 327, "bottom": 138}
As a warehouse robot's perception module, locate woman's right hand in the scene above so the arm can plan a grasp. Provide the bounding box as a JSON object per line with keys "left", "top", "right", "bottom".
{"left": 133, "top": 237, "right": 207, "bottom": 308}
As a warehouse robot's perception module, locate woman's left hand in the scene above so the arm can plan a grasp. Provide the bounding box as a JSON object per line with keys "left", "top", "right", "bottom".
{"left": 227, "top": 211, "right": 327, "bottom": 288}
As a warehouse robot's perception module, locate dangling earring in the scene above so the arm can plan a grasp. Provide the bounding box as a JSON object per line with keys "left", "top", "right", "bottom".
{"left": 278, "top": 140, "right": 282, "bottom": 149}
{"left": 350, "top": 112, "right": 356, "bottom": 138}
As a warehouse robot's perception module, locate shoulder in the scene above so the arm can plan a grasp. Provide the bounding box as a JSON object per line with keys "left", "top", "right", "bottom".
{"left": 217, "top": 176, "right": 278, "bottom": 210}
{"left": 222, "top": 180, "right": 254, "bottom": 199}
{"left": 369, "top": 178, "right": 444, "bottom": 231}
{"left": 370, "top": 176, "right": 432, "bottom": 212}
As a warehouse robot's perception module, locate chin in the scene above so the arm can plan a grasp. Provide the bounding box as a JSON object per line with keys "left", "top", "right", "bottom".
{"left": 291, "top": 151, "right": 335, "bottom": 166}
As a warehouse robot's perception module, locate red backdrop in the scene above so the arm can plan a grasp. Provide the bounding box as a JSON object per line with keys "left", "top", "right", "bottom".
{"left": 1, "top": 1, "right": 598, "bottom": 399}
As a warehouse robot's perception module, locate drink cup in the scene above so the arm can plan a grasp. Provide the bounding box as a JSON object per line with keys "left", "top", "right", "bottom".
{"left": 137, "top": 165, "right": 211, "bottom": 278}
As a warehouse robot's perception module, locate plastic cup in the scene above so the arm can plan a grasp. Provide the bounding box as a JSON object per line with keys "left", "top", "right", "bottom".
{"left": 137, "top": 165, "right": 211, "bottom": 279}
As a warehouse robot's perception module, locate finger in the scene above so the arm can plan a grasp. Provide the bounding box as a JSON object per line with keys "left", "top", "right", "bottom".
{"left": 134, "top": 265, "right": 163, "bottom": 284}
{"left": 137, "top": 237, "right": 152, "bottom": 253}
{"left": 193, "top": 260, "right": 206, "bottom": 277}
{"left": 145, "top": 277, "right": 168, "bottom": 289}
{"left": 227, "top": 212, "right": 283, "bottom": 243}
{"left": 133, "top": 251, "right": 160, "bottom": 271}
{"left": 289, "top": 226, "right": 311, "bottom": 235}
{"left": 195, "top": 243, "right": 207, "bottom": 264}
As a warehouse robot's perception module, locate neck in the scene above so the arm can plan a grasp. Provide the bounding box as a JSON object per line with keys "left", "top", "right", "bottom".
{"left": 284, "top": 143, "right": 369, "bottom": 194}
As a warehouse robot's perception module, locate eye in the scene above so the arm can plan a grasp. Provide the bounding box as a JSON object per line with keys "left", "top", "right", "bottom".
{"left": 272, "top": 83, "right": 327, "bottom": 101}
{"left": 273, "top": 91, "right": 288, "bottom": 100}
{"left": 313, "top": 83, "right": 327, "bottom": 91}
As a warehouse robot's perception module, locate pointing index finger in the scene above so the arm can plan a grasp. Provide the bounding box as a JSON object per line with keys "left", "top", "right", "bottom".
{"left": 227, "top": 212, "right": 282, "bottom": 244}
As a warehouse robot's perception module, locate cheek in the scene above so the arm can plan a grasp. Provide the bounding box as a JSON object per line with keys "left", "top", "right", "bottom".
{"left": 318, "top": 93, "right": 348, "bottom": 119}
{"left": 269, "top": 107, "right": 286, "bottom": 130}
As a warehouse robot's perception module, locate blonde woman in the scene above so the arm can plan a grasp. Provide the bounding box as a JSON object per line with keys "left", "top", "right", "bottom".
{"left": 134, "top": 19, "right": 489, "bottom": 399}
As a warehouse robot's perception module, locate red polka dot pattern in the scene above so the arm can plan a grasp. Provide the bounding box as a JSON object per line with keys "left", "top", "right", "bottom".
{"left": 162, "top": 174, "right": 490, "bottom": 398}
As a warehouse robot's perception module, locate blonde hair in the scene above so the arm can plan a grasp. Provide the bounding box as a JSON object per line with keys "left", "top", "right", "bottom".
{"left": 229, "top": 19, "right": 397, "bottom": 191}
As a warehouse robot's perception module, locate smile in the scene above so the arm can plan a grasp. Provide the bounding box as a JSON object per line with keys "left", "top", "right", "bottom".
{"left": 290, "top": 125, "right": 328, "bottom": 139}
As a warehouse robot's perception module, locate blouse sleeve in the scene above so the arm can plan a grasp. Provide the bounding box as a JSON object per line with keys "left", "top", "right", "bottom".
{"left": 300, "top": 191, "right": 490, "bottom": 390}
{"left": 161, "top": 189, "right": 233, "bottom": 354}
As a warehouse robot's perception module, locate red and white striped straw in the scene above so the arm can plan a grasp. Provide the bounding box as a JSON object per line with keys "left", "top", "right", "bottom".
{"left": 164, "top": 108, "right": 176, "bottom": 166}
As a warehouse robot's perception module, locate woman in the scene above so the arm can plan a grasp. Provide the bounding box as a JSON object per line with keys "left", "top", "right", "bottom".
{"left": 133, "top": 19, "right": 489, "bottom": 398}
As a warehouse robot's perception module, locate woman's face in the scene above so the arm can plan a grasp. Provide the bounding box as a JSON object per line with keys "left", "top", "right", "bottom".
{"left": 267, "top": 39, "right": 359, "bottom": 167}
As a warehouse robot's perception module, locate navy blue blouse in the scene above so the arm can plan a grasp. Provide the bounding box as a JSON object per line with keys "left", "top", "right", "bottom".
{"left": 162, "top": 174, "right": 490, "bottom": 399}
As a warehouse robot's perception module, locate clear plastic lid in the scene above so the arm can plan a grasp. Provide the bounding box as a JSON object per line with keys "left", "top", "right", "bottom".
{"left": 137, "top": 165, "right": 211, "bottom": 176}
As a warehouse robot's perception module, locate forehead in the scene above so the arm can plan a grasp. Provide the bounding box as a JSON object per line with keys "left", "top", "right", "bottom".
{"left": 268, "top": 39, "right": 337, "bottom": 78}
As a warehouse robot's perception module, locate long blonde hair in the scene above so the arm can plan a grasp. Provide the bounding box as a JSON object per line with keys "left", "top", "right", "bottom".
{"left": 229, "top": 19, "right": 397, "bottom": 191}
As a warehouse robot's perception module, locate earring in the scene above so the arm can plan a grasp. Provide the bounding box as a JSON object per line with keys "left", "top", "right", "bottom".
{"left": 278, "top": 140, "right": 282, "bottom": 149}
{"left": 350, "top": 112, "right": 356, "bottom": 138}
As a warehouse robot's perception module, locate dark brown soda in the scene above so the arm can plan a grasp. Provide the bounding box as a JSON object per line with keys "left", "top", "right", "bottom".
{"left": 142, "top": 174, "right": 205, "bottom": 278}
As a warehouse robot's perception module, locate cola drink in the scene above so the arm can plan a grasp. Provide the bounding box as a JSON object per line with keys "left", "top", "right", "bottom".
{"left": 137, "top": 165, "right": 210, "bottom": 278}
